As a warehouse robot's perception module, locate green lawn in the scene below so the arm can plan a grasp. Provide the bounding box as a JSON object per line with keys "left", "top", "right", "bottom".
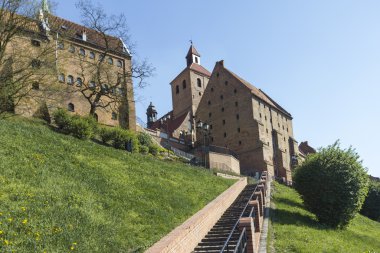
{"left": 0, "top": 117, "right": 235, "bottom": 252}
{"left": 270, "top": 182, "right": 380, "bottom": 253}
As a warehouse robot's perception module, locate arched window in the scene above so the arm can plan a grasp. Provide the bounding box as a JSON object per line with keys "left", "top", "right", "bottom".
{"left": 182, "top": 80, "right": 186, "bottom": 89}
{"left": 58, "top": 73, "right": 65, "bottom": 83}
{"left": 76, "top": 77, "right": 83, "bottom": 87}
{"left": 108, "top": 57, "right": 113, "bottom": 65}
{"left": 67, "top": 75, "right": 74, "bottom": 85}
{"left": 68, "top": 103, "right": 75, "bottom": 112}
{"left": 89, "top": 52, "right": 95, "bottom": 59}
{"left": 176, "top": 85, "right": 179, "bottom": 94}
{"left": 197, "top": 78, "right": 202, "bottom": 88}
{"left": 32, "top": 82, "right": 39, "bottom": 90}
{"left": 112, "top": 112, "right": 118, "bottom": 120}
{"left": 117, "top": 60, "right": 123, "bottom": 68}
{"left": 89, "top": 81, "right": 96, "bottom": 89}
{"left": 79, "top": 48, "right": 85, "bottom": 56}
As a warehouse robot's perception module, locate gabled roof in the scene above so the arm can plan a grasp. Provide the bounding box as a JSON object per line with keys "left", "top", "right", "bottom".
{"left": 186, "top": 45, "right": 200, "bottom": 58}
{"left": 48, "top": 15, "right": 129, "bottom": 57}
{"left": 223, "top": 64, "right": 292, "bottom": 118}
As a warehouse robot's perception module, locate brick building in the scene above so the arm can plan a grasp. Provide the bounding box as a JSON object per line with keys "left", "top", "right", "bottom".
{"left": 4, "top": 1, "right": 136, "bottom": 130}
{"left": 148, "top": 45, "right": 300, "bottom": 181}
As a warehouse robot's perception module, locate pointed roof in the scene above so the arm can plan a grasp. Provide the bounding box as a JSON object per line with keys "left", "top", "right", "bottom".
{"left": 186, "top": 45, "right": 201, "bottom": 58}
{"left": 42, "top": 0, "right": 50, "bottom": 13}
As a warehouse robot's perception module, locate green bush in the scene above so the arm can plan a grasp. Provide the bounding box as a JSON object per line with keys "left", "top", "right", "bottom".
{"left": 137, "top": 132, "right": 153, "bottom": 147}
{"left": 109, "top": 127, "right": 139, "bottom": 153}
{"left": 53, "top": 108, "right": 71, "bottom": 132}
{"left": 148, "top": 144, "right": 160, "bottom": 156}
{"left": 139, "top": 145, "right": 149, "bottom": 154}
{"left": 98, "top": 127, "right": 114, "bottom": 144}
{"left": 110, "top": 127, "right": 128, "bottom": 149}
{"left": 360, "top": 181, "right": 380, "bottom": 221}
{"left": 293, "top": 142, "right": 369, "bottom": 228}
{"left": 67, "top": 115, "right": 93, "bottom": 140}
{"left": 52, "top": 109, "right": 95, "bottom": 140}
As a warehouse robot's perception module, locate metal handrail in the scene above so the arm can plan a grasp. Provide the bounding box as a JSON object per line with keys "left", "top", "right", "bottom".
{"left": 219, "top": 172, "right": 267, "bottom": 253}
{"left": 233, "top": 227, "right": 247, "bottom": 253}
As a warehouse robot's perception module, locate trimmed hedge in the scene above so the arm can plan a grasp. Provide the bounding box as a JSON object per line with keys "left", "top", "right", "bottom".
{"left": 293, "top": 142, "right": 369, "bottom": 228}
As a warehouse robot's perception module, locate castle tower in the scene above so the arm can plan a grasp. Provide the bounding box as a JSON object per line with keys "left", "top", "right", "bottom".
{"left": 146, "top": 102, "right": 157, "bottom": 128}
{"left": 170, "top": 44, "right": 211, "bottom": 120}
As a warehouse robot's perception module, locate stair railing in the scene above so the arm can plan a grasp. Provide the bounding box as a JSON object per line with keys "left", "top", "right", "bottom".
{"left": 219, "top": 172, "right": 267, "bottom": 253}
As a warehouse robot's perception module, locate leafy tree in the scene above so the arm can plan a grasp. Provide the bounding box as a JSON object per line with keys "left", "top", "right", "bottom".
{"left": 63, "top": 0, "right": 154, "bottom": 121}
{"left": 360, "top": 181, "right": 380, "bottom": 221}
{"left": 293, "top": 141, "right": 369, "bottom": 228}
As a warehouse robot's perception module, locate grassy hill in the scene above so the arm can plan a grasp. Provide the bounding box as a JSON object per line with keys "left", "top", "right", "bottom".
{"left": 269, "top": 182, "right": 380, "bottom": 253}
{"left": 0, "top": 117, "right": 235, "bottom": 252}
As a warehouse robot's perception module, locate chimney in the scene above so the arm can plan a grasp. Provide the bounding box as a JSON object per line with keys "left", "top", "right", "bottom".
{"left": 219, "top": 60, "right": 224, "bottom": 67}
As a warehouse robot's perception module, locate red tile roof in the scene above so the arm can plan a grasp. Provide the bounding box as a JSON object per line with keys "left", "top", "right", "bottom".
{"left": 149, "top": 111, "right": 189, "bottom": 134}
{"left": 189, "top": 63, "right": 211, "bottom": 77}
{"left": 48, "top": 14, "right": 128, "bottom": 56}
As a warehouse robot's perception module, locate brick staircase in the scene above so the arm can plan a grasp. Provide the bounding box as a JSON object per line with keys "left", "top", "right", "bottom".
{"left": 192, "top": 172, "right": 268, "bottom": 253}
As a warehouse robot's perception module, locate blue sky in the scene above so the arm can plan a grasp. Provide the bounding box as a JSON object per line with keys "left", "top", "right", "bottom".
{"left": 56, "top": 0, "right": 380, "bottom": 177}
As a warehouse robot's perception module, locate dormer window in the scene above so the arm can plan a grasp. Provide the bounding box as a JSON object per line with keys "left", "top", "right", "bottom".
{"left": 89, "top": 52, "right": 95, "bottom": 59}
{"left": 108, "top": 57, "right": 113, "bottom": 65}
{"left": 89, "top": 81, "right": 96, "bottom": 89}
{"left": 117, "top": 60, "right": 123, "bottom": 68}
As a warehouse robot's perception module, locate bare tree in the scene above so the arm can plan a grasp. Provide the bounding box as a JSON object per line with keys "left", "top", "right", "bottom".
{"left": 64, "top": 0, "right": 155, "bottom": 117}
{"left": 0, "top": 0, "right": 57, "bottom": 117}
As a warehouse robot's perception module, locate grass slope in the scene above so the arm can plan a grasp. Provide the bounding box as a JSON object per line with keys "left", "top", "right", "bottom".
{"left": 0, "top": 117, "right": 235, "bottom": 252}
{"left": 270, "top": 182, "right": 380, "bottom": 253}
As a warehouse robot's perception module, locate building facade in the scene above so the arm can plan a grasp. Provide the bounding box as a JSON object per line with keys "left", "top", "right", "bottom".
{"left": 5, "top": 1, "right": 136, "bottom": 130}
{"left": 148, "top": 45, "right": 300, "bottom": 181}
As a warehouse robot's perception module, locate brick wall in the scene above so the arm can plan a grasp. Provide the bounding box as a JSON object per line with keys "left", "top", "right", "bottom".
{"left": 146, "top": 177, "right": 247, "bottom": 253}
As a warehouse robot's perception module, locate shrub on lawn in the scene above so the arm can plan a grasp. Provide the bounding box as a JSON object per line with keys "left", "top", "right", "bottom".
{"left": 68, "top": 115, "right": 94, "bottom": 140}
{"left": 110, "top": 127, "right": 139, "bottom": 153}
{"left": 53, "top": 108, "right": 71, "bottom": 132}
{"left": 360, "top": 181, "right": 380, "bottom": 221}
{"left": 293, "top": 141, "right": 369, "bottom": 228}
{"left": 139, "top": 145, "right": 149, "bottom": 154}
{"left": 53, "top": 109, "right": 95, "bottom": 139}
{"left": 98, "top": 127, "right": 114, "bottom": 144}
{"left": 137, "top": 132, "right": 153, "bottom": 147}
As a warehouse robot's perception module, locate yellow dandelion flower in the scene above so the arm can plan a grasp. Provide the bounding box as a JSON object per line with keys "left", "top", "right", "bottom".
{"left": 70, "top": 246, "right": 75, "bottom": 250}
{"left": 21, "top": 207, "right": 26, "bottom": 211}
{"left": 4, "top": 239, "right": 9, "bottom": 245}
{"left": 7, "top": 218, "right": 13, "bottom": 222}
{"left": 73, "top": 242, "right": 77, "bottom": 245}
{"left": 0, "top": 230, "right": 3, "bottom": 235}
{"left": 0, "top": 212, "right": 3, "bottom": 216}
{"left": 22, "top": 219, "right": 28, "bottom": 224}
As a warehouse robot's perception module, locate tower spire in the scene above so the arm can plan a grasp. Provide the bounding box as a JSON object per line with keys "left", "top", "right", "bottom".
{"left": 185, "top": 43, "right": 201, "bottom": 66}
{"left": 42, "top": 0, "right": 50, "bottom": 14}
